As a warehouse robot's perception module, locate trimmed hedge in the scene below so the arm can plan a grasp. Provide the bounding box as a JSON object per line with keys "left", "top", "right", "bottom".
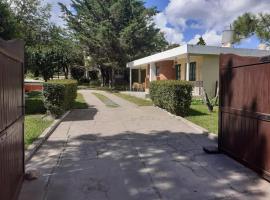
{"left": 149, "top": 80, "right": 193, "bottom": 116}
{"left": 43, "top": 80, "right": 78, "bottom": 117}
{"left": 25, "top": 91, "right": 46, "bottom": 114}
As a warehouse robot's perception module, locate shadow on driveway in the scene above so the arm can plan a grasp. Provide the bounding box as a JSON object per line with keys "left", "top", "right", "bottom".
{"left": 21, "top": 130, "right": 270, "bottom": 200}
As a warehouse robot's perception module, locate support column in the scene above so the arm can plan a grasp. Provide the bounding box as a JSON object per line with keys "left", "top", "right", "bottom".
{"left": 186, "top": 54, "right": 190, "bottom": 81}
{"left": 149, "top": 63, "right": 156, "bottom": 82}
{"left": 138, "top": 68, "right": 141, "bottom": 83}
{"left": 129, "top": 68, "right": 132, "bottom": 91}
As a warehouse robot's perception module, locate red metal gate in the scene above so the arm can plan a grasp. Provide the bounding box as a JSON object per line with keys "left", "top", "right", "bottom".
{"left": 0, "top": 40, "right": 25, "bottom": 200}
{"left": 219, "top": 54, "right": 270, "bottom": 181}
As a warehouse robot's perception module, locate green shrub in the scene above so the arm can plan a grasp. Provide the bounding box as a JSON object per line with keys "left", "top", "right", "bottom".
{"left": 89, "top": 80, "right": 101, "bottom": 87}
{"left": 149, "top": 80, "right": 193, "bottom": 116}
{"left": 25, "top": 91, "right": 46, "bottom": 114}
{"left": 71, "top": 66, "right": 85, "bottom": 81}
{"left": 43, "top": 79, "right": 78, "bottom": 117}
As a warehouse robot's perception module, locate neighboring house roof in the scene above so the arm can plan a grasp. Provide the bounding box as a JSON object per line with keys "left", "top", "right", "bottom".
{"left": 127, "top": 44, "right": 270, "bottom": 68}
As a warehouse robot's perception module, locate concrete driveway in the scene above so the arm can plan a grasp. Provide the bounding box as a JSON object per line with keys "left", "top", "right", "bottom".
{"left": 19, "top": 90, "right": 270, "bottom": 200}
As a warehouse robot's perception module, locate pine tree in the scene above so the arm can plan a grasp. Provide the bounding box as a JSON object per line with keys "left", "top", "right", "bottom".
{"left": 233, "top": 12, "right": 270, "bottom": 45}
{"left": 197, "top": 36, "right": 206, "bottom": 45}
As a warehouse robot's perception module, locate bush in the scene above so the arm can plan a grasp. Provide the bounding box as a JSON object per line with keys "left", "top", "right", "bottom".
{"left": 88, "top": 70, "right": 98, "bottom": 81}
{"left": 79, "top": 77, "right": 90, "bottom": 85}
{"left": 43, "top": 80, "right": 78, "bottom": 117}
{"left": 149, "top": 80, "right": 193, "bottom": 116}
{"left": 25, "top": 91, "right": 46, "bottom": 114}
{"left": 71, "top": 66, "right": 85, "bottom": 81}
{"left": 89, "top": 80, "right": 101, "bottom": 87}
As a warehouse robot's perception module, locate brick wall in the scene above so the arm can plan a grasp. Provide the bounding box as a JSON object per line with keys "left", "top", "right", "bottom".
{"left": 156, "top": 60, "right": 175, "bottom": 80}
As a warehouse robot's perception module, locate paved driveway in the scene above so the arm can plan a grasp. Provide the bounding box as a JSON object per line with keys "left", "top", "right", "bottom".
{"left": 19, "top": 90, "right": 270, "bottom": 200}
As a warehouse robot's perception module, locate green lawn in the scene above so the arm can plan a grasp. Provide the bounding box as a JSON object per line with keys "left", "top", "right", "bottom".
{"left": 24, "top": 115, "right": 53, "bottom": 148}
{"left": 112, "top": 93, "right": 153, "bottom": 106}
{"left": 92, "top": 92, "right": 119, "bottom": 107}
{"left": 73, "top": 93, "right": 88, "bottom": 109}
{"left": 24, "top": 91, "right": 53, "bottom": 147}
{"left": 185, "top": 104, "right": 219, "bottom": 134}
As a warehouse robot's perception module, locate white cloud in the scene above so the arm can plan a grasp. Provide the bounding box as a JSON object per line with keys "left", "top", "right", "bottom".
{"left": 157, "top": 0, "right": 270, "bottom": 45}
{"left": 164, "top": 0, "right": 270, "bottom": 31}
{"left": 154, "top": 13, "right": 184, "bottom": 44}
{"left": 188, "top": 30, "right": 222, "bottom": 46}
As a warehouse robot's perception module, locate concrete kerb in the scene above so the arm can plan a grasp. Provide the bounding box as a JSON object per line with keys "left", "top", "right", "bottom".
{"left": 25, "top": 111, "right": 71, "bottom": 163}
{"left": 154, "top": 106, "right": 218, "bottom": 142}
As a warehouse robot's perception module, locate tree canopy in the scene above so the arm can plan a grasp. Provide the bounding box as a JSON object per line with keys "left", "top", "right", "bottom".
{"left": 60, "top": 0, "right": 168, "bottom": 85}
{"left": 7, "top": 0, "right": 52, "bottom": 46}
{"left": 233, "top": 12, "right": 270, "bottom": 45}
{"left": 0, "top": 1, "right": 18, "bottom": 40}
{"left": 3, "top": 0, "right": 84, "bottom": 81}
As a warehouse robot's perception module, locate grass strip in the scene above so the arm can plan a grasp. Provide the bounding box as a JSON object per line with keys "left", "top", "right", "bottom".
{"left": 113, "top": 92, "right": 153, "bottom": 106}
{"left": 24, "top": 114, "right": 53, "bottom": 148}
{"left": 73, "top": 93, "right": 88, "bottom": 109}
{"left": 92, "top": 92, "right": 119, "bottom": 108}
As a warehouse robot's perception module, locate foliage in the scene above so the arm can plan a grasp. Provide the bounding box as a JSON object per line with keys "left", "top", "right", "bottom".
{"left": 191, "top": 98, "right": 204, "bottom": 105}
{"left": 89, "top": 71, "right": 99, "bottom": 81}
{"left": 25, "top": 91, "right": 46, "bottom": 114}
{"left": 149, "top": 80, "right": 193, "bottom": 116}
{"left": 48, "top": 26, "right": 84, "bottom": 79}
{"left": 43, "top": 80, "right": 78, "bottom": 117}
{"left": 164, "top": 43, "right": 180, "bottom": 50}
{"left": 71, "top": 66, "right": 85, "bottom": 81}
{"left": 7, "top": 0, "right": 52, "bottom": 46}
{"left": 233, "top": 12, "right": 270, "bottom": 45}
{"left": 0, "top": 1, "right": 18, "bottom": 40}
{"left": 89, "top": 80, "right": 102, "bottom": 87}
{"left": 27, "top": 45, "right": 58, "bottom": 81}
{"left": 59, "top": 0, "right": 168, "bottom": 85}
{"left": 196, "top": 36, "right": 206, "bottom": 45}
{"left": 5, "top": 0, "right": 84, "bottom": 77}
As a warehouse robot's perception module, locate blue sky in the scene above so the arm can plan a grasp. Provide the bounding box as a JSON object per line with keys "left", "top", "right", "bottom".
{"left": 47, "top": 0, "right": 270, "bottom": 49}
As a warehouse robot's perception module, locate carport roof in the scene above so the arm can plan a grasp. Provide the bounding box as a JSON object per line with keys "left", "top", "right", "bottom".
{"left": 127, "top": 44, "right": 270, "bottom": 68}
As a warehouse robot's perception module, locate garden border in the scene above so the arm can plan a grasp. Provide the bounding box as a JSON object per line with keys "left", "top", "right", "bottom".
{"left": 25, "top": 111, "right": 70, "bottom": 163}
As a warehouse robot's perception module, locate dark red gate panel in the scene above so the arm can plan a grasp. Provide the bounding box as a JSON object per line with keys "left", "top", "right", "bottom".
{"left": 219, "top": 54, "right": 270, "bottom": 181}
{"left": 0, "top": 40, "right": 24, "bottom": 200}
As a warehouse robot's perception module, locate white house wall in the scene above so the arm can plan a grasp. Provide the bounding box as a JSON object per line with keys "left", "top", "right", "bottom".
{"left": 201, "top": 55, "right": 220, "bottom": 98}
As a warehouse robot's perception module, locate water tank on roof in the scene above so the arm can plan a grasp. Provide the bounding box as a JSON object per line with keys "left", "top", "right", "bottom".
{"left": 222, "top": 26, "right": 234, "bottom": 47}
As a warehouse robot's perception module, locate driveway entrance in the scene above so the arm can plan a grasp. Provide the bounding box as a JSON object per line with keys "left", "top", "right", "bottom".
{"left": 19, "top": 90, "right": 270, "bottom": 200}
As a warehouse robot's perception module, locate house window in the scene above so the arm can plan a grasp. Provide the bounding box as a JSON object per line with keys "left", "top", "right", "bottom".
{"left": 189, "top": 62, "right": 196, "bottom": 81}
{"left": 175, "top": 64, "right": 181, "bottom": 80}
{"left": 156, "top": 66, "right": 160, "bottom": 76}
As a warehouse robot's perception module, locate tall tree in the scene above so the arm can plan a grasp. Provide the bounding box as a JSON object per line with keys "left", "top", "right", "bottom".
{"left": 59, "top": 0, "right": 168, "bottom": 85}
{"left": 27, "top": 25, "right": 84, "bottom": 81}
{"left": 49, "top": 26, "right": 84, "bottom": 79}
{"left": 7, "top": 0, "right": 52, "bottom": 46}
{"left": 233, "top": 12, "right": 270, "bottom": 45}
{"left": 197, "top": 36, "right": 206, "bottom": 45}
{"left": 0, "top": 1, "right": 18, "bottom": 40}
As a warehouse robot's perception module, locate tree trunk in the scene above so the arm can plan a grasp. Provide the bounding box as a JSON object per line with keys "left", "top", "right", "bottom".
{"left": 64, "top": 66, "right": 69, "bottom": 79}
{"left": 111, "top": 68, "right": 115, "bottom": 87}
